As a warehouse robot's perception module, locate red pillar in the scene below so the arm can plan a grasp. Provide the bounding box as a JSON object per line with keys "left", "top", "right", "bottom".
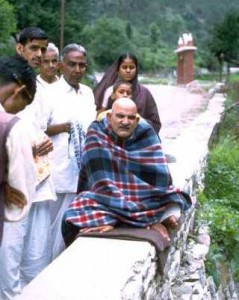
{"left": 175, "top": 33, "right": 197, "bottom": 85}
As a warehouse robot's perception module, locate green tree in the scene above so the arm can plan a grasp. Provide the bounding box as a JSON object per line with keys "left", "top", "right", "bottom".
{"left": 0, "top": 0, "right": 16, "bottom": 55}
{"left": 0, "top": 0, "right": 16, "bottom": 42}
{"left": 81, "top": 17, "right": 136, "bottom": 68}
{"left": 209, "top": 10, "right": 239, "bottom": 80}
{"left": 149, "top": 23, "right": 162, "bottom": 52}
{"left": 8, "top": 0, "right": 60, "bottom": 44}
{"left": 8, "top": 0, "right": 93, "bottom": 47}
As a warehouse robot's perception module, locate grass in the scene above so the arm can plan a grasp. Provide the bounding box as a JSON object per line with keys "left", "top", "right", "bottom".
{"left": 196, "top": 76, "right": 239, "bottom": 284}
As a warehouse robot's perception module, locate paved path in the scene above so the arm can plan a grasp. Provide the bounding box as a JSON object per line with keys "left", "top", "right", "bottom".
{"left": 146, "top": 84, "right": 209, "bottom": 142}
{"left": 146, "top": 84, "right": 225, "bottom": 188}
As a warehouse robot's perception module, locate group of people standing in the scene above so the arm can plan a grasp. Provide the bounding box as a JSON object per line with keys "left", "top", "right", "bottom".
{"left": 0, "top": 26, "right": 191, "bottom": 299}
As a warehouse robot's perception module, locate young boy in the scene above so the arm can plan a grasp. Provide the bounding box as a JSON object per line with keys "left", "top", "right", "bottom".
{"left": 97, "top": 80, "right": 133, "bottom": 120}
{"left": 0, "top": 55, "right": 36, "bottom": 231}
{"left": 0, "top": 56, "right": 37, "bottom": 300}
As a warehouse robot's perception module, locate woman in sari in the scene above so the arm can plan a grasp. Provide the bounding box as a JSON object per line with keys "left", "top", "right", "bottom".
{"left": 94, "top": 53, "right": 161, "bottom": 133}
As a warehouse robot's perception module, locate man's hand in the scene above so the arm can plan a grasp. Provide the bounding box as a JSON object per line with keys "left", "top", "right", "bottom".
{"left": 4, "top": 183, "right": 27, "bottom": 208}
{"left": 34, "top": 137, "right": 53, "bottom": 157}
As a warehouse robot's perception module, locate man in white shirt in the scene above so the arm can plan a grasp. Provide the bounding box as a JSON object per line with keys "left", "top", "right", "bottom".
{"left": 44, "top": 43, "right": 96, "bottom": 259}
{"left": 0, "top": 56, "right": 37, "bottom": 300}
{"left": 14, "top": 27, "right": 57, "bottom": 290}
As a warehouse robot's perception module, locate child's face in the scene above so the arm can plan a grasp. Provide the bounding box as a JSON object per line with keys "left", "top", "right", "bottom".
{"left": 112, "top": 84, "right": 132, "bottom": 100}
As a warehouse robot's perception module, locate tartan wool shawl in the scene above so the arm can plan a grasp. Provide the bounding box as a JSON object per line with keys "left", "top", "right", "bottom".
{"left": 62, "top": 118, "right": 191, "bottom": 244}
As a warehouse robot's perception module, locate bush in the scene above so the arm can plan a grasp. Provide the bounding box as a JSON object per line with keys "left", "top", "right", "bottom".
{"left": 197, "top": 77, "right": 239, "bottom": 283}
{"left": 197, "top": 138, "right": 239, "bottom": 282}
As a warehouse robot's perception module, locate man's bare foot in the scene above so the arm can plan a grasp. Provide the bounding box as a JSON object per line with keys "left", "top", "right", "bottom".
{"left": 150, "top": 223, "right": 170, "bottom": 242}
{"left": 162, "top": 215, "right": 178, "bottom": 229}
{"left": 79, "top": 225, "right": 114, "bottom": 234}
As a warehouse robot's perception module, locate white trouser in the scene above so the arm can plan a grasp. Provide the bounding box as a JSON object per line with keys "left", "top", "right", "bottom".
{"left": 50, "top": 193, "right": 75, "bottom": 261}
{"left": 0, "top": 201, "right": 51, "bottom": 300}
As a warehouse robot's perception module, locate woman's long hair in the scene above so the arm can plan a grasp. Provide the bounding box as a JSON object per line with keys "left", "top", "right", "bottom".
{"left": 94, "top": 53, "right": 139, "bottom": 110}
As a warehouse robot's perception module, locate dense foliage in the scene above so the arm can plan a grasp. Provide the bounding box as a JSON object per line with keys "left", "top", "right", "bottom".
{"left": 209, "top": 10, "right": 239, "bottom": 79}
{"left": 197, "top": 76, "right": 239, "bottom": 284}
{"left": 2, "top": 0, "right": 239, "bottom": 71}
{"left": 0, "top": 0, "right": 16, "bottom": 55}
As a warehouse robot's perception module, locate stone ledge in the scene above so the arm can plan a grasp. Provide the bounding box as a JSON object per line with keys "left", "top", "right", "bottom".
{"left": 15, "top": 238, "right": 158, "bottom": 300}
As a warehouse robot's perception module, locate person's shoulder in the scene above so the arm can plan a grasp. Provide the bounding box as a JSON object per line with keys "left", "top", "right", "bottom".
{"left": 97, "top": 110, "right": 109, "bottom": 121}
{"left": 105, "top": 85, "right": 113, "bottom": 92}
{"left": 8, "top": 116, "right": 31, "bottom": 138}
{"left": 137, "top": 118, "right": 158, "bottom": 135}
{"left": 40, "top": 78, "right": 63, "bottom": 101}
{"left": 80, "top": 83, "right": 94, "bottom": 93}
{"left": 0, "top": 111, "right": 16, "bottom": 122}
{"left": 80, "top": 83, "right": 95, "bottom": 103}
{"left": 49, "top": 78, "right": 62, "bottom": 89}
{"left": 104, "top": 85, "right": 113, "bottom": 97}
{"left": 137, "top": 83, "right": 155, "bottom": 101}
{"left": 138, "top": 83, "right": 151, "bottom": 93}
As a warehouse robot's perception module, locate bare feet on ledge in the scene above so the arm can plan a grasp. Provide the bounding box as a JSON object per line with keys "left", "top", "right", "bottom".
{"left": 79, "top": 225, "right": 114, "bottom": 234}
{"left": 149, "top": 216, "right": 179, "bottom": 242}
{"left": 162, "top": 215, "right": 179, "bottom": 229}
{"left": 149, "top": 223, "right": 170, "bottom": 242}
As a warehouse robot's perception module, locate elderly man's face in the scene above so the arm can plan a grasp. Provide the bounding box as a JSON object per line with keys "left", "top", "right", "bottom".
{"left": 60, "top": 50, "right": 87, "bottom": 87}
{"left": 107, "top": 101, "right": 139, "bottom": 139}
{"left": 40, "top": 50, "right": 59, "bottom": 80}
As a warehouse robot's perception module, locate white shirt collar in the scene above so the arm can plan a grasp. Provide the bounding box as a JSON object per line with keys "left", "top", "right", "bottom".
{"left": 36, "top": 74, "right": 59, "bottom": 87}
{"left": 60, "top": 76, "right": 82, "bottom": 95}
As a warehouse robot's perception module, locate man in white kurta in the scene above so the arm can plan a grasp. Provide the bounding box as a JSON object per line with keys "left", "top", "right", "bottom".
{"left": 44, "top": 44, "right": 96, "bottom": 259}
{"left": 11, "top": 27, "right": 58, "bottom": 292}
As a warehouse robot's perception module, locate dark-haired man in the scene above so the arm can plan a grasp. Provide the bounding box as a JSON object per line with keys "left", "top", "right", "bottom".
{"left": 12, "top": 27, "right": 53, "bottom": 165}
{"left": 0, "top": 55, "right": 37, "bottom": 299}
{"left": 15, "top": 26, "right": 48, "bottom": 68}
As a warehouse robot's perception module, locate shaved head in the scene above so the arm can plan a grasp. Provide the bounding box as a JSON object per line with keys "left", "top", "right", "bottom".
{"left": 112, "top": 97, "right": 137, "bottom": 113}
{"left": 107, "top": 97, "right": 139, "bottom": 139}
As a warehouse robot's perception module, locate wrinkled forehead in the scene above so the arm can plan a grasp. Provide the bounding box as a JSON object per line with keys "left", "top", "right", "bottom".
{"left": 113, "top": 104, "right": 137, "bottom": 116}
{"left": 42, "top": 50, "right": 59, "bottom": 59}
{"left": 63, "top": 50, "right": 87, "bottom": 62}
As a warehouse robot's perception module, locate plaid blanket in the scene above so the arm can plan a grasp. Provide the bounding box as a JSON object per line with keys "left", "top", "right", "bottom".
{"left": 62, "top": 118, "right": 191, "bottom": 244}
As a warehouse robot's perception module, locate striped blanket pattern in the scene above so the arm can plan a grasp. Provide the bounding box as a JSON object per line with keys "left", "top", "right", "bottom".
{"left": 62, "top": 118, "right": 191, "bottom": 243}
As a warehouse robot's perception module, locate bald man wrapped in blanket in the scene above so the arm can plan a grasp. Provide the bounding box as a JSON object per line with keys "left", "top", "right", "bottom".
{"left": 62, "top": 98, "right": 191, "bottom": 245}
